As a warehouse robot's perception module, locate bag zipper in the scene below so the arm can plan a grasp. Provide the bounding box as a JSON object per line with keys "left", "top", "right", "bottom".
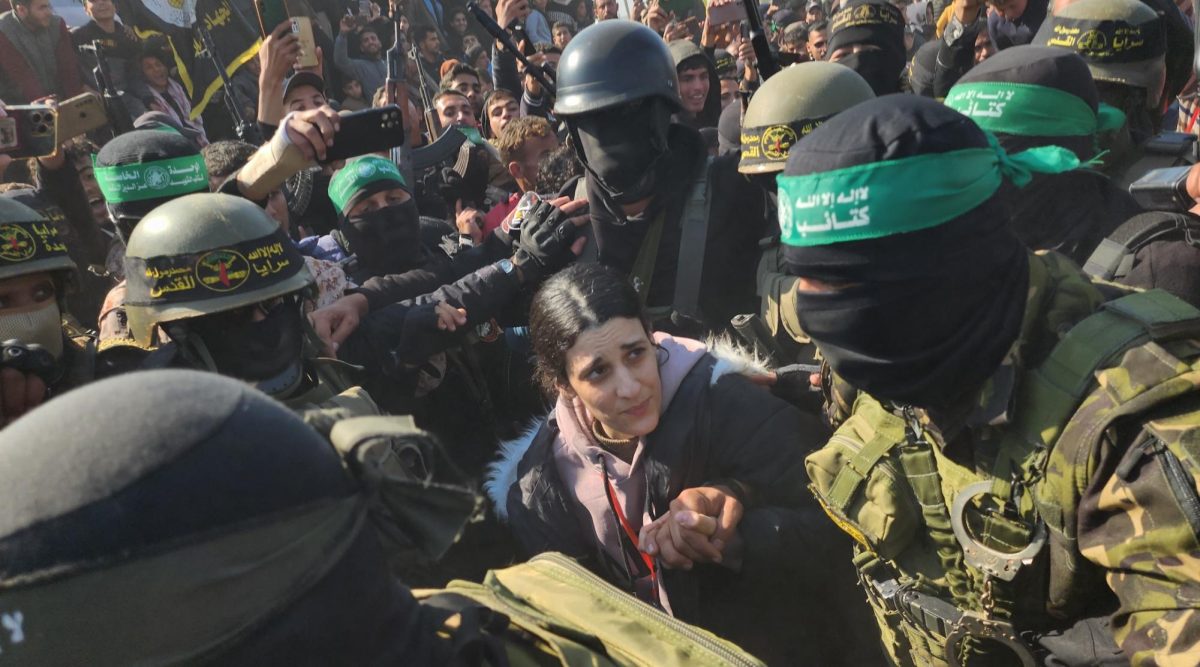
{"left": 529, "top": 552, "right": 764, "bottom": 667}
{"left": 1117, "top": 435, "right": 1200, "bottom": 536}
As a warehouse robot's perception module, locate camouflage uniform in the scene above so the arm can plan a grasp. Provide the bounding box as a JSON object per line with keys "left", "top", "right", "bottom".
{"left": 810, "top": 251, "right": 1200, "bottom": 666}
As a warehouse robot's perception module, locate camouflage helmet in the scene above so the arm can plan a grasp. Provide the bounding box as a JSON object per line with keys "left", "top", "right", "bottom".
{"left": 123, "top": 193, "right": 313, "bottom": 346}
{"left": 0, "top": 198, "right": 77, "bottom": 282}
{"left": 1039, "top": 0, "right": 1166, "bottom": 102}
{"left": 739, "top": 62, "right": 875, "bottom": 174}
{"left": 554, "top": 20, "right": 682, "bottom": 116}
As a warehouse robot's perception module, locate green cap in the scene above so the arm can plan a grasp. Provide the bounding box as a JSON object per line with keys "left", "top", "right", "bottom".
{"left": 327, "top": 156, "right": 410, "bottom": 215}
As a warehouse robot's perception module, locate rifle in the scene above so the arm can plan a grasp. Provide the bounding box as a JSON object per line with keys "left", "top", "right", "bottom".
{"left": 79, "top": 42, "right": 133, "bottom": 136}
{"left": 410, "top": 41, "right": 442, "bottom": 142}
{"left": 465, "top": 1, "right": 556, "bottom": 97}
{"left": 742, "top": 0, "right": 779, "bottom": 81}
{"left": 196, "top": 24, "right": 263, "bottom": 144}
{"left": 385, "top": 19, "right": 411, "bottom": 136}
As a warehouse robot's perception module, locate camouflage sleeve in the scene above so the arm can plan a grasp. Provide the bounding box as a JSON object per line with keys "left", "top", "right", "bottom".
{"left": 1077, "top": 421, "right": 1200, "bottom": 666}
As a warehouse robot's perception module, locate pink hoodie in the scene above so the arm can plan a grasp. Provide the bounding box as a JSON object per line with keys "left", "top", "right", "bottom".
{"left": 550, "top": 333, "right": 709, "bottom": 577}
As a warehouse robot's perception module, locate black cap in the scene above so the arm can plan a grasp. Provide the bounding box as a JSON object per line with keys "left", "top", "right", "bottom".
{"left": 283, "top": 71, "right": 327, "bottom": 103}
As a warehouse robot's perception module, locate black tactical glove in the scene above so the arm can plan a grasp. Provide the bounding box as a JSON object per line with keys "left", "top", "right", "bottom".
{"left": 0, "top": 340, "right": 59, "bottom": 384}
{"left": 769, "top": 363, "right": 822, "bottom": 409}
{"left": 512, "top": 200, "right": 579, "bottom": 283}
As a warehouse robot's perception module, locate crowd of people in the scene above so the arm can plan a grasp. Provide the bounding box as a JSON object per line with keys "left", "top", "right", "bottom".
{"left": 1, "top": 0, "right": 1200, "bottom": 661}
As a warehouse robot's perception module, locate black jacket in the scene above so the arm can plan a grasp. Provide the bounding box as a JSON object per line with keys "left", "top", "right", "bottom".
{"left": 586, "top": 127, "right": 768, "bottom": 332}
{"left": 489, "top": 347, "right": 879, "bottom": 665}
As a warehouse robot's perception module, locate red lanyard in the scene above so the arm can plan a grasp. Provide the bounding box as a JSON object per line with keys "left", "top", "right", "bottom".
{"left": 600, "top": 464, "right": 661, "bottom": 605}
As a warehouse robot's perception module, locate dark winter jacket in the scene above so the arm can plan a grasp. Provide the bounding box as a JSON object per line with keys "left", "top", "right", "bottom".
{"left": 485, "top": 335, "right": 879, "bottom": 665}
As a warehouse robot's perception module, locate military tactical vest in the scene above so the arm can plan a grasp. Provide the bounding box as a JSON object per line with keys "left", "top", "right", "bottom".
{"left": 806, "top": 279, "right": 1200, "bottom": 666}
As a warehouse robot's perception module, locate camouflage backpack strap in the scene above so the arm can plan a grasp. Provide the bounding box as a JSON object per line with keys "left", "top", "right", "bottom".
{"left": 1022, "top": 291, "right": 1200, "bottom": 619}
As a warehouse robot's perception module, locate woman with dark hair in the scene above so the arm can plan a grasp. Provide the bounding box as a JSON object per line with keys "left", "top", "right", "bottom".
{"left": 484, "top": 263, "right": 876, "bottom": 665}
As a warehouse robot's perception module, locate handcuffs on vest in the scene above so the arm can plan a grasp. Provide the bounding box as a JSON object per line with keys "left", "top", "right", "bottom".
{"left": 864, "top": 475, "right": 1048, "bottom": 666}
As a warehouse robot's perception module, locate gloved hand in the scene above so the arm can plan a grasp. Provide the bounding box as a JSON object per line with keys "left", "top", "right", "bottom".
{"left": 512, "top": 199, "right": 588, "bottom": 282}
{"left": 769, "top": 363, "right": 821, "bottom": 407}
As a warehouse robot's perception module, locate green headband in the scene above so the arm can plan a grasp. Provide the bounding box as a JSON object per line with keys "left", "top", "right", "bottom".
{"left": 777, "top": 134, "right": 1082, "bottom": 247}
{"left": 945, "top": 81, "right": 1126, "bottom": 138}
{"left": 0, "top": 496, "right": 366, "bottom": 665}
{"left": 328, "top": 156, "right": 409, "bottom": 214}
{"left": 92, "top": 153, "right": 209, "bottom": 203}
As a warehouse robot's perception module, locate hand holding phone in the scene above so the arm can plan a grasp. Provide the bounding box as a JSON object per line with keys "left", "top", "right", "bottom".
{"left": 0, "top": 104, "right": 57, "bottom": 159}
{"left": 321, "top": 105, "right": 406, "bottom": 163}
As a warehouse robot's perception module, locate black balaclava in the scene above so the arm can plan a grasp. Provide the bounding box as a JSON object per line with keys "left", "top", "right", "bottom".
{"left": 94, "top": 129, "right": 207, "bottom": 243}
{"left": 570, "top": 97, "right": 674, "bottom": 206}
{"left": 342, "top": 200, "right": 425, "bottom": 277}
{"left": 782, "top": 95, "right": 1030, "bottom": 412}
{"left": 177, "top": 295, "right": 307, "bottom": 394}
{"left": 0, "top": 370, "right": 447, "bottom": 664}
{"left": 330, "top": 157, "right": 427, "bottom": 279}
{"left": 826, "top": 0, "right": 906, "bottom": 96}
{"left": 954, "top": 45, "right": 1133, "bottom": 263}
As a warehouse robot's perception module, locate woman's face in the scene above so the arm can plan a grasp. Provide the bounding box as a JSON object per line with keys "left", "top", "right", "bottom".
{"left": 561, "top": 317, "right": 662, "bottom": 441}
{"left": 451, "top": 11, "right": 468, "bottom": 33}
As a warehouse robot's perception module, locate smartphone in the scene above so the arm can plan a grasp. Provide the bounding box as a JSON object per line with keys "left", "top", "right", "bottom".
{"left": 358, "top": 0, "right": 372, "bottom": 17}
{"left": 323, "top": 105, "right": 407, "bottom": 163}
{"left": 708, "top": 0, "right": 747, "bottom": 25}
{"left": 55, "top": 92, "right": 108, "bottom": 140}
{"left": 291, "top": 16, "right": 319, "bottom": 69}
{"left": 0, "top": 105, "right": 57, "bottom": 158}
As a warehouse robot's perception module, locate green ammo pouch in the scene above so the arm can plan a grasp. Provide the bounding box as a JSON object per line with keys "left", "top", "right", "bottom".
{"left": 805, "top": 397, "right": 922, "bottom": 560}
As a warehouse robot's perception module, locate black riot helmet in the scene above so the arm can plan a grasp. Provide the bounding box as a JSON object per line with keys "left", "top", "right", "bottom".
{"left": 554, "top": 20, "right": 682, "bottom": 116}
{"left": 554, "top": 21, "right": 683, "bottom": 207}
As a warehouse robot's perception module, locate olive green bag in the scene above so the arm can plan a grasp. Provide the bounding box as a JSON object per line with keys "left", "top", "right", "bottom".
{"left": 415, "top": 553, "right": 766, "bottom": 667}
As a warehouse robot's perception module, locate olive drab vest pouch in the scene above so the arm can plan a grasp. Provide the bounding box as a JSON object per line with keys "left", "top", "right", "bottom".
{"left": 330, "top": 416, "right": 481, "bottom": 568}
{"left": 414, "top": 552, "right": 767, "bottom": 667}
{"left": 806, "top": 288, "right": 1200, "bottom": 667}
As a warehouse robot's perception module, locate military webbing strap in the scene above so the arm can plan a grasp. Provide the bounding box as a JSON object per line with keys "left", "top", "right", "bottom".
{"left": 1082, "top": 211, "right": 1200, "bottom": 281}
{"left": 629, "top": 210, "right": 667, "bottom": 306}
{"left": 824, "top": 402, "right": 905, "bottom": 509}
{"left": 671, "top": 157, "right": 713, "bottom": 323}
{"left": 1010, "top": 289, "right": 1200, "bottom": 459}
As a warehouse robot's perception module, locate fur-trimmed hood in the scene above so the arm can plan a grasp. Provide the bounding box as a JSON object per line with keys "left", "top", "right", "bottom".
{"left": 484, "top": 334, "right": 767, "bottom": 520}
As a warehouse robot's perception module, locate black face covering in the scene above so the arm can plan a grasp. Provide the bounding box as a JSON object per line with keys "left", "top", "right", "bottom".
{"left": 187, "top": 298, "right": 306, "bottom": 384}
{"left": 839, "top": 49, "right": 902, "bottom": 95}
{"left": 571, "top": 98, "right": 673, "bottom": 205}
{"left": 342, "top": 200, "right": 425, "bottom": 277}
{"left": 788, "top": 201, "right": 1029, "bottom": 411}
